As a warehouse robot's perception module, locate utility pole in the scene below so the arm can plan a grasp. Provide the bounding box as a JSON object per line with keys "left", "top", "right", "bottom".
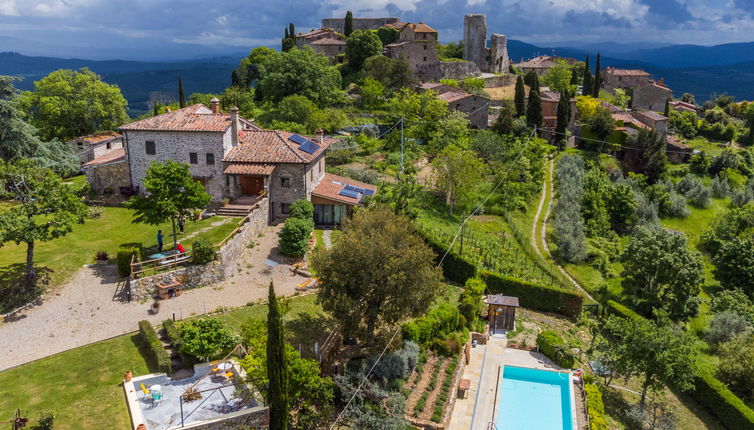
{"left": 400, "top": 117, "right": 405, "bottom": 172}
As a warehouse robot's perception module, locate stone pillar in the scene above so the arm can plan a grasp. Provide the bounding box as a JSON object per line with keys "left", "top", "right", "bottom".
{"left": 489, "top": 34, "right": 509, "bottom": 74}
{"left": 463, "top": 14, "right": 488, "bottom": 72}
{"left": 230, "top": 107, "right": 239, "bottom": 147}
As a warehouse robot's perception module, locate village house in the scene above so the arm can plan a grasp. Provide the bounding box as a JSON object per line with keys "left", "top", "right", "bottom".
{"left": 67, "top": 131, "right": 124, "bottom": 164}
{"left": 297, "top": 28, "right": 346, "bottom": 60}
{"left": 81, "top": 147, "right": 129, "bottom": 196}
{"left": 669, "top": 100, "right": 697, "bottom": 114}
{"left": 514, "top": 56, "right": 575, "bottom": 76}
{"left": 385, "top": 22, "right": 441, "bottom": 81}
{"left": 602, "top": 68, "right": 673, "bottom": 111}
{"left": 538, "top": 89, "right": 561, "bottom": 141}
{"left": 321, "top": 17, "right": 400, "bottom": 33}
{"left": 418, "top": 82, "right": 490, "bottom": 129}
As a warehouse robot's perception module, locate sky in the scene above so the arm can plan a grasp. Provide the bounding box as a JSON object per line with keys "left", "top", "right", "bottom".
{"left": 0, "top": 0, "right": 752, "bottom": 59}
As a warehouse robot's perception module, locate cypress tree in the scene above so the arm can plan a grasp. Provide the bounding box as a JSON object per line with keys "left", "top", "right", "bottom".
{"left": 178, "top": 78, "right": 185, "bottom": 108}
{"left": 524, "top": 70, "right": 539, "bottom": 91}
{"left": 153, "top": 101, "right": 160, "bottom": 117}
{"left": 556, "top": 92, "right": 569, "bottom": 150}
{"left": 664, "top": 98, "right": 671, "bottom": 117}
{"left": 514, "top": 75, "right": 526, "bottom": 117}
{"left": 231, "top": 70, "right": 240, "bottom": 87}
{"left": 493, "top": 101, "right": 515, "bottom": 136}
{"left": 266, "top": 282, "right": 289, "bottom": 430}
{"left": 592, "top": 53, "right": 601, "bottom": 98}
{"left": 526, "top": 87, "right": 543, "bottom": 128}
{"left": 289, "top": 23, "right": 296, "bottom": 44}
{"left": 582, "top": 55, "right": 593, "bottom": 96}
{"left": 344, "top": 11, "right": 354, "bottom": 36}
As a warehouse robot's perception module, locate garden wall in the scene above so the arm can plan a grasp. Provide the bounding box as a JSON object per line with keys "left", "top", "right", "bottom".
{"left": 180, "top": 406, "right": 269, "bottom": 430}
{"left": 440, "top": 61, "right": 481, "bottom": 80}
{"left": 129, "top": 200, "right": 269, "bottom": 300}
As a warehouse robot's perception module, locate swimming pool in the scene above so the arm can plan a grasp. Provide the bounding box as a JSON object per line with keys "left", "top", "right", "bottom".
{"left": 495, "top": 365, "right": 575, "bottom": 430}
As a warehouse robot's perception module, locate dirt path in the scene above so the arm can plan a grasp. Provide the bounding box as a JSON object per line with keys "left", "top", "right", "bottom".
{"left": 532, "top": 158, "right": 595, "bottom": 302}
{"left": 0, "top": 224, "right": 309, "bottom": 372}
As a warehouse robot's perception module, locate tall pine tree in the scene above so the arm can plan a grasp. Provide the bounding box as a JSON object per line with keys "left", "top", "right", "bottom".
{"left": 582, "top": 55, "right": 593, "bottom": 96}
{"left": 178, "top": 78, "right": 185, "bottom": 108}
{"left": 231, "top": 70, "right": 240, "bottom": 87}
{"left": 267, "top": 282, "right": 289, "bottom": 430}
{"left": 556, "top": 92, "right": 570, "bottom": 150}
{"left": 153, "top": 101, "right": 160, "bottom": 117}
{"left": 514, "top": 75, "right": 526, "bottom": 117}
{"left": 664, "top": 98, "right": 671, "bottom": 117}
{"left": 526, "top": 87, "right": 543, "bottom": 128}
{"left": 289, "top": 23, "right": 296, "bottom": 44}
{"left": 592, "top": 53, "right": 602, "bottom": 98}
{"left": 493, "top": 101, "right": 515, "bottom": 136}
{"left": 344, "top": 11, "right": 354, "bottom": 36}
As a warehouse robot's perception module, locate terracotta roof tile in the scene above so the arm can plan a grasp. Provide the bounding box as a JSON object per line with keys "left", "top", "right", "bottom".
{"left": 119, "top": 104, "right": 234, "bottom": 132}
{"left": 311, "top": 38, "right": 346, "bottom": 45}
{"left": 68, "top": 131, "right": 122, "bottom": 145}
{"left": 667, "top": 135, "right": 690, "bottom": 149}
{"left": 82, "top": 148, "right": 126, "bottom": 167}
{"left": 224, "top": 130, "right": 334, "bottom": 164}
{"left": 223, "top": 163, "right": 276, "bottom": 175}
{"left": 606, "top": 67, "right": 650, "bottom": 76}
{"left": 612, "top": 112, "right": 650, "bottom": 130}
{"left": 408, "top": 22, "right": 436, "bottom": 33}
{"left": 437, "top": 91, "right": 472, "bottom": 103}
{"left": 515, "top": 55, "right": 557, "bottom": 69}
{"left": 540, "top": 90, "right": 561, "bottom": 102}
{"left": 312, "top": 173, "right": 377, "bottom": 205}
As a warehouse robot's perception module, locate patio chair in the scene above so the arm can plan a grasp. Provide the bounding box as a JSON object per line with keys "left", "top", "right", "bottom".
{"left": 151, "top": 390, "right": 163, "bottom": 406}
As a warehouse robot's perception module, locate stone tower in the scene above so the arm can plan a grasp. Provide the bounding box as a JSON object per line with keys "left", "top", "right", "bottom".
{"left": 463, "top": 14, "right": 488, "bottom": 71}
{"left": 489, "top": 33, "right": 509, "bottom": 73}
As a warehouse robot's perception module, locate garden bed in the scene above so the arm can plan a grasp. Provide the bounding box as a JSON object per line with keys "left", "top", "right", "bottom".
{"left": 404, "top": 350, "right": 463, "bottom": 427}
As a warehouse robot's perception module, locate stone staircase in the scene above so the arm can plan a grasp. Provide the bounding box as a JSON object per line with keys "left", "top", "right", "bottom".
{"left": 216, "top": 206, "right": 251, "bottom": 217}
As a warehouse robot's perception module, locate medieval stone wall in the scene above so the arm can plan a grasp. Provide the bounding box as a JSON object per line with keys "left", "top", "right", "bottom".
{"left": 124, "top": 130, "right": 231, "bottom": 202}
{"left": 603, "top": 74, "right": 651, "bottom": 91}
{"left": 463, "top": 14, "right": 487, "bottom": 71}
{"left": 489, "top": 34, "right": 509, "bottom": 73}
{"left": 386, "top": 41, "right": 441, "bottom": 81}
{"left": 632, "top": 84, "right": 672, "bottom": 112}
{"left": 84, "top": 160, "right": 131, "bottom": 194}
{"left": 439, "top": 61, "right": 481, "bottom": 80}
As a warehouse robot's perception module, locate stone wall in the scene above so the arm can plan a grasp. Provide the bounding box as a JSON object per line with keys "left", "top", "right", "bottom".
{"left": 386, "top": 41, "right": 441, "bottom": 81}
{"left": 269, "top": 163, "right": 306, "bottom": 221}
{"left": 463, "top": 14, "right": 487, "bottom": 71}
{"left": 124, "top": 129, "right": 231, "bottom": 202}
{"left": 449, "top": 95, "right": 489, "bottom": 129}
{"left": 603, "top": 74, "right": 651, "bottom": 91}
{"left": 321, "top": 17, "right": 399, "bottom": 33}
{"left": 84, "top": 160, "right": 131, "bottom": 194}
{"left": 632, "top": 84, "right": 672, "bottom": 112}
{"left": 180, "top": 406, "right": 269, "bottom": 430}
{"left": 439, "top": 61, "right": 481, "bottom": 80}
{"left": 130, "top": 198, "right": 269, "bottom": 300}
{"left": 489, "top": 34, "right": 509, "bottom": 74}
{"left": 480, "top": 73, "right": 516, "bottom": 88}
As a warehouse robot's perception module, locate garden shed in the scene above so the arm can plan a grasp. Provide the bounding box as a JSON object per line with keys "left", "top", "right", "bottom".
{"left": 487, "top": 294, "right": 518, "bottom": 333}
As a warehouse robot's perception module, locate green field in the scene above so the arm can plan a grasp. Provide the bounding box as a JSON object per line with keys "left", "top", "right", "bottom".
{"left": 0, "top": 294, "right": 324, "bottom": 430}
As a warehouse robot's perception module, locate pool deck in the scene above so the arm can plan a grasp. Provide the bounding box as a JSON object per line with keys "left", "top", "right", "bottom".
{"left": 448, "top": 334, "right": 586, "bottom": 430}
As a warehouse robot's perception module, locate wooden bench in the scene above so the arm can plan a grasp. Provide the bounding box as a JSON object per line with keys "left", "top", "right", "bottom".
{"left": 157, "top": 253, "right": 190, "bottom": 266}
{"left": 157, "top": 281, "right": 182, "bottom": 299}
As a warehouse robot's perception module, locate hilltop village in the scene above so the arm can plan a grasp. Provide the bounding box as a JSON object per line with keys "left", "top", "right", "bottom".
{"left": 1, "top": 10, "right": 754, "bottom": 430}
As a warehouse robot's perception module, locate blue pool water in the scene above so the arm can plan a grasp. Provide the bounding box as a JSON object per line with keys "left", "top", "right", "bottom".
{"left": 495, "top": 365, "right": 573, "bottom": 430}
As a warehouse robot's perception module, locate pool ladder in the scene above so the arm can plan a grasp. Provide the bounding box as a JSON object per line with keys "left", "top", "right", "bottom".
{"left": 487, "top": 422, "right": 498, "bottom": 430}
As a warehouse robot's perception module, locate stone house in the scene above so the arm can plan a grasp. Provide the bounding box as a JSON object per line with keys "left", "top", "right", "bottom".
{"left": 666, "top": 136, "right": 693, "bottom": 163}
{"left": 321, "top": 17, "right": 400, "bottom": 33}
{"left": 223, "top": 130, "right": 375, "bottom": 224}
{"left": 630, "top": 110, "right": 668, "bottom": 136}
{"left": 632, "top": 80, "right": 672, "bottom": 111}
{"left": 81, "top": 148, "right": 130, "bottom": 195}
{"left": 385, "top": 22, "right": 441, "bottom": 81}
{"left": 669, "top": 100, "right": 696, "bottom": 114}
{"left": 603, "top": 68, "right": 651, "bottom": 90}
{"left": 67, "top": 131, "right": 123, "bottom": 164}
{"left": 513, "top": 56, "right": 574, "bottom": 76}
{"left": 118, "top": 99, "right": 259, "bottom": 203}
{"left": 418, "top": 83, "right": 490, "bottom": 129}
{"left": 602, "top": 68, "right": 672, "bottom": 111}
{"left": 297, "top": 28, "right": 346, "bottom": 60}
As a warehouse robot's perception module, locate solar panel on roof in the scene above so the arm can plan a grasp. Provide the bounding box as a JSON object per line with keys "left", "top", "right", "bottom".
{"left": 339, "top": 189, "right": 360, "bottom": 199}
{"left": 362, "top": 189, "right": 375, "bottom": 196}
{"left": 344, "top": 184, "right": 366, "bottom": 194}
{"left": 299, "top": 140, "right": 321, "bottom": 154}
{"left": 288, "top": 134, "right": 309, "bottom": 145}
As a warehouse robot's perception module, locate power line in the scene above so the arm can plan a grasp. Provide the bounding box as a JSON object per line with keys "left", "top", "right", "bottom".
{"left": 547, "top": 128, "right": 719, "bottom": 157}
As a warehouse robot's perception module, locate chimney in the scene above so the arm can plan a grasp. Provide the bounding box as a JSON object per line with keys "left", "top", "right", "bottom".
{"left": 316, "top": 128, "right": 324, "bottom": 145}
{"left": 210, "top": 97, "right": 220, "bottom": 114}
{"left": 165, "top": 106, "right": 171, "bottom": 112}
{"left": 230, "top": 106, "right": 239, "bottom": 147}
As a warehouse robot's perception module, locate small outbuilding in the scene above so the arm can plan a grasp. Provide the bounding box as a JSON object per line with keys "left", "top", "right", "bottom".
{"left": 487, "top": 294, "right": 519, "bottom": 333}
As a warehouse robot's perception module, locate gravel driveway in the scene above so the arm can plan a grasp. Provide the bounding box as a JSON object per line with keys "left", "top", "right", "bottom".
{"left": 0, "top": 225, "right": 309, "bottom": 372}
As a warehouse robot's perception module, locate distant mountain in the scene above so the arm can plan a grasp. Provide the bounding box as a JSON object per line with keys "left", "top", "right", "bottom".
{"left": 0, "top": 52, "right": 240, "bottom": 116}
{"left": 612, "top": 42, "right": 754, "bottom": 69}
{"left": 549, "top": 40, "right": 671, "bottom": 54}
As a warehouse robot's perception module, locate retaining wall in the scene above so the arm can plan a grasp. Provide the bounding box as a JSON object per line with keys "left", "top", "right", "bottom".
{"left": 440, "top": 61, "right": 481, "bottom": 80}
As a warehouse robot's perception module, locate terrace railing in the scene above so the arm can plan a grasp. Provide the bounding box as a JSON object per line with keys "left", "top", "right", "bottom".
{"left": 130, "top": 251, "right": 191, "bottom": 278}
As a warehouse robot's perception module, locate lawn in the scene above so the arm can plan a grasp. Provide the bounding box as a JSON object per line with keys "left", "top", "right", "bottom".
{"left": 685, "top": 137, "right": 731, "bottom": 156}
{"left": 0, "top": 294, "right": 325, "bottom": 429}
{"left": 0, "top": 207, "right": 238, "bottom": 289}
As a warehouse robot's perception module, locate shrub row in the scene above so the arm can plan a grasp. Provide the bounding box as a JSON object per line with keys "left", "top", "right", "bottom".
{"left": 117, "top": 243, "right": 143, "bottom": 278}
{"left": 431, "top": 358, "right": 459, "bottom": 423}
{"left": 536, "top": 330, "right": 576, "bottom": 369}
{"left": 402, "top": 302, "right": 460, "bottom": 345}
{"left": 606, "top": 300, "right": 754, "bottom": 429}
{"left": 584, "top": 383, "right": 608, "bottom": 430}
{"left": 413, "top": 392, "right": 429, "bottom": 415}
{"left": 482, "top": 271, "right": 584, "bottom": 317}
{"left": 688, "top": 370, "right": 754, "bottom": 429}
{"left": 418, "top": 230, "right": 477, "bottom": 283}
{"left": 138, "top": 320, "right": 171, "bottom": 375}
{"left": 162, "top": 319, "right": 195, "bottom": 367}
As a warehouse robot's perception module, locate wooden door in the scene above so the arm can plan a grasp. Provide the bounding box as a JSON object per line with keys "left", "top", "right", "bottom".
{"left": 240, "top": 176, "right": 264, "bottom": 195}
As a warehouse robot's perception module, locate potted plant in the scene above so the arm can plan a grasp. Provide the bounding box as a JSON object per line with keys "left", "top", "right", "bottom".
{"left": 151, "top": 301, "right": 160, "bottom": 314}
{"left": 95, "top": 250, "right": 110, "bottom": 265}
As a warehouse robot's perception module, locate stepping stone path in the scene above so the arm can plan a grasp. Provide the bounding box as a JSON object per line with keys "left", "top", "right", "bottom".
{"left": 323, "top": 230, "right": 333, "bottom": 249}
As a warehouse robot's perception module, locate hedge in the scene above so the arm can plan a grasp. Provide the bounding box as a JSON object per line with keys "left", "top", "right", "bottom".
{"left": 117, "top": 243, "right": 142, "bottom": 278}
{"left": 536, "top": 330, "right": 575, "bottom": 369}
{"left": 605, "top": 300, "right": 754, "bottom": 429}
{"left": 402, "top": 302, "right": 459, "bottom": 345}
{"left": 417, "top": 230, "right": 477, "bottom": 283}
{"left": 687, "top": 370, "right": 754, "bottom": 429}
{"left": 138, "top": 320, "right": 171, "bottom": 375}
{"left": 482, "top": 271, "right": 583, "bottom": 317}
{"left": 162, "top": 319, "right": 195, "bottom": 367}
{"left": 584, "top": 383, "right": 608, "bottom": 430}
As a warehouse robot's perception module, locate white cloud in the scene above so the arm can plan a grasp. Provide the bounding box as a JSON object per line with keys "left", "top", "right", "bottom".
{"left": 0, "top": 0, "right": 19, "bottom": 16}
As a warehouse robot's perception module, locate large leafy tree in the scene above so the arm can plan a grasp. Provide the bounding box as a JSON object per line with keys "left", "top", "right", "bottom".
{"left": 514, "top": 75, "right": 526, "bottom": 117}
{"left": 266, "top": 282, "right": 289, "bottom": 430}
{"left": 258, "top": 48, "right": 343, "bottom": 107}
{"left": 0, "top": 160, "right": 87, "bottom": 287}
{"left": 432, "top": 144, "right": 488, "bottom": 215}
{"left": 542, "top": 59, "right": 572, "bottom": 94}
{"left": 627, "top": 128, "right": 667, "bottom": 184}
{"left": 621, "top": 226, "right": 704, "bottom": 321}
{"left": 19, "top": 68, "right": 128, "bottom": 141}
{"left": 597, "top": 316, "right": 697, "bottom": 408}
{"left": 0, "top": 76, "right": 78, "bottom": 176}
{"left": 346, "top": 30, "right": 383, "bottom": 71}
{"left": 124, "top": 160, "right": 211, "bottom": 248}
{"left": 312, "top": 206, "right": 442, "bottom": 341}
{"left": 717, "top": 333, "right": 754, "bottom": 402}
{"left": 713, "top": 234, "right": 754, "bottom": 298}
{"left": 363, "top": 55, "right": 415, "bottom": 92}
{"left": 178, "top": 318, "right": 236, "bottom": 361}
